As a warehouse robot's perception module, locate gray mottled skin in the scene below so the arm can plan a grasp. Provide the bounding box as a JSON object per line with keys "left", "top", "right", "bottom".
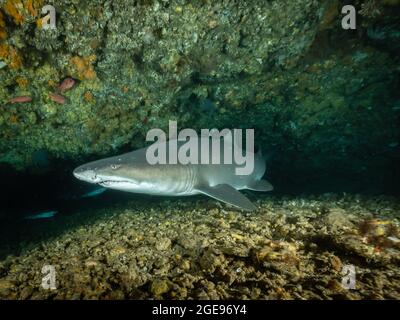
{"left": 73, "top": 140, "right": 273, "bottom": 211}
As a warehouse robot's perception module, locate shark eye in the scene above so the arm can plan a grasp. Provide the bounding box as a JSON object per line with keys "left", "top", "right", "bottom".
{"left": 110, "top": 164, "right": 121, "bottom": 170}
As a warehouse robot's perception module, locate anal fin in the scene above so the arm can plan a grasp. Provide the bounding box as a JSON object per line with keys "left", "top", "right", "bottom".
{"left": 246, "top": 179, "right": 274, "bottom": 192}
{"left": 196, "top": 184, "right": 257, "bottom": 212}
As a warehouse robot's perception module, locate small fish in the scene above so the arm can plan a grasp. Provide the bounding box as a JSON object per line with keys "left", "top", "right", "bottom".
{"left": 9, "top": 96, "right": 32, "bottom": 104}
{"left": 80, "top": 187, "right": 107, "bottom": 198}
{"left": 58, "top": 78, "right": 76, "bottom": 92}
{"left": 49, "top": 92, "right": 66, "bottom": 104}
{"left": 23, "top": 210, "right": 58, "bottom": 220}
{"left": 388, "top": 236, "right": 400, "bottom": 244}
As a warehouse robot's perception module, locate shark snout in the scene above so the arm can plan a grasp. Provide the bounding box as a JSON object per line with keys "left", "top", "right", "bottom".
{"left": 73, "top": 166, "right": 100, "bottom": 183}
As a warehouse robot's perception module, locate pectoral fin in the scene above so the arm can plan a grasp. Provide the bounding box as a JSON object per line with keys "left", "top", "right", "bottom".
{"left": 246, "top": 179, "right": 274, "bottom": 192}
{"left": 196, "top": 184, "right": 257, "bottom": 212}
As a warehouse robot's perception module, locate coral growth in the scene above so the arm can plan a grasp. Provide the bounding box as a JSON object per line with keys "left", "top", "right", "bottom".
{"left": 359, "top": 0, "right": 383, "bottom": 19}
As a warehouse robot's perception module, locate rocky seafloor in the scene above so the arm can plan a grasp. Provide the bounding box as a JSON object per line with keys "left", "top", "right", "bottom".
{"left": 0, "top": 194, "right": 399, "bottom": 300}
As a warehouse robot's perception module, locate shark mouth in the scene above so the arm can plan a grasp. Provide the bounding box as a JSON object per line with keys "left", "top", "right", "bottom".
{"left": 98, "top": 180, "right": 135, "bottom": 187}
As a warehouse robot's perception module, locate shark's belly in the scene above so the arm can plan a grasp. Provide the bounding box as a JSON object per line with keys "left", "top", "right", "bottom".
{"left": 198, "top": 164, "right": 255, "bottom": 190}
{"left": 122, "top": 164, "right": 199, "bottom": 196}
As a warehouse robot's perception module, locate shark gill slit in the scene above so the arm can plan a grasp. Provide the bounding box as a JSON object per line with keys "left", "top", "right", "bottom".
{"left": 182, "top": 164, "right": 198, "bottom": 195}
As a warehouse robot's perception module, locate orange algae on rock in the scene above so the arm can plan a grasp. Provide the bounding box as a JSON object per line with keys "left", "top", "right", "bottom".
{"left": 10, "top": 114, "right": 18, "bottom": 124}
{"left": 3, "top": 0, "right": 44, "bottom": 25}
{"left": 16, "top": 77, "right": 29, "bottom": 88}
{"left": 0, "top": 11, "right": 7, "bottom": 39}
{"left": 0, "top": 43, "right": 22, "bottom": 69}
{"left": 4, "top": 0, "right": 24, "bottom": 25}
{"left": 83, "top": 91, "right": 95, "bottom": 103}
{"left": 26, "top": 0, "right": 43, "bottom": 17}
{"left": 69, "top": 55, "right": 97, "bottom": 81}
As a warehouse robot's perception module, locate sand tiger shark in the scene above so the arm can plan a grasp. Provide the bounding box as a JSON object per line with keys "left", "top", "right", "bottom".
{"left": 73, "top": 136, "right": 273, "bottom": 211}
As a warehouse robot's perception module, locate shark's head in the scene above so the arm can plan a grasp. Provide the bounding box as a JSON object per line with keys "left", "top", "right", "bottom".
{"left": 73, "top": 152, "right": 166, "bottom": 193}
{"left": 74, "top": 154, "right": 135, "bottom": 190}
